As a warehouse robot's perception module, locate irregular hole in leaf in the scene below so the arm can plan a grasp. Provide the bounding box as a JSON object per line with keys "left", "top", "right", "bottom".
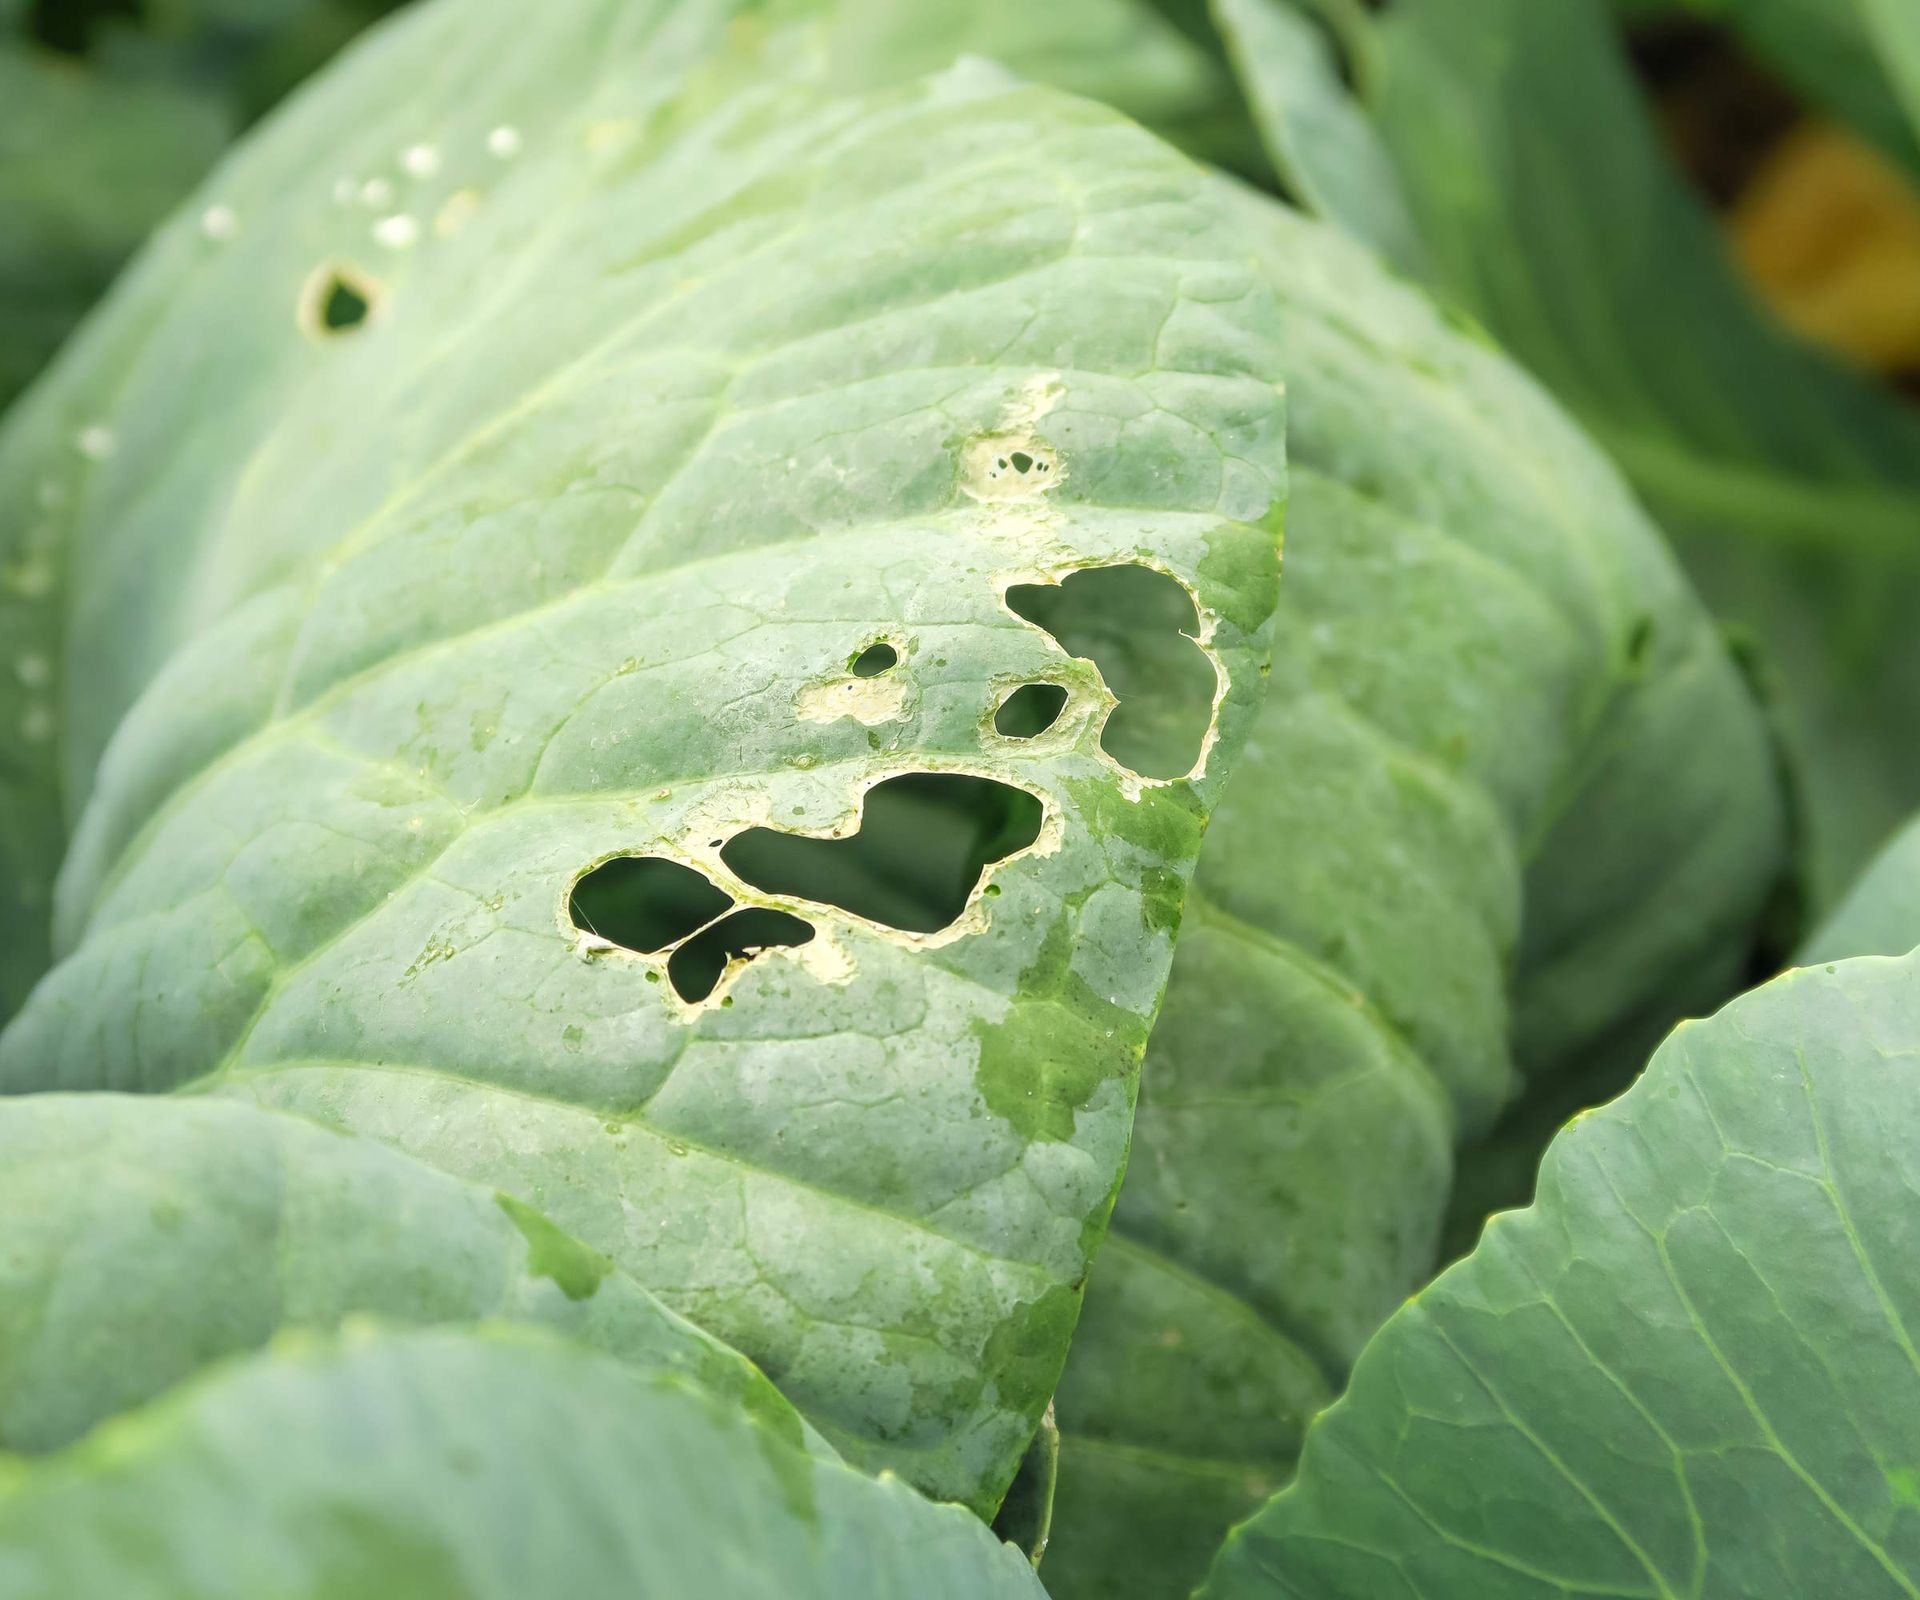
{"left": 569, "top": 855, "right": 731, "bottom": 953}
{"left": 721, "top": 772, "right": 1044, "bottom": 935}
{"left": 298, "top": 261, "right": 380, "bottom": 337}
{"left": 1006, "top": 564, "right": 1214, "bottom": 780}
{"left": 965, "top": 436, "right": 1058, "bottom": 500}
{"left": 849, "top": 641, "right": 899, "bottom": 677}
{"left": 994, "top": 683, "right": 1069, "bottom": 739}
{"left": 667, "top": 907, "right": 815, "bottom": 1004}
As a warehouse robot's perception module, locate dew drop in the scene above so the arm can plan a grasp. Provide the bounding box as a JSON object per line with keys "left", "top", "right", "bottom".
{"left": 199, "top": 204, "right": 239, "bottom": 241}
{"left": 20, "top": 705, "right": 53, "bottom": 744}
{"left": 15, "top": 654, "right": 50, "bottom": 688}
{"left": 358, "top": 177, "right": 395, "bottom": 210}
{"left": 401, "top": 143, "right": 441, "bottom": 178}
{"left": 75, "top": 426, "right": 115, "bottom": 461}
{"left": 372, "top": 214, "right": 420, "bottom": 251}
{"left": 487, "top": 124, "right": 522, "bottom": 160}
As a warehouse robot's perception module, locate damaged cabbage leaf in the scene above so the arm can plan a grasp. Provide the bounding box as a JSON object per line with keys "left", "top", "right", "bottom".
{"left": 0, "top": 1325, "right": 1048, "bottom": 1599}
{"left": 0, "top": 0, "right": 1283, "bottom": 1514}
{"left": 1039, "top": 185, "right": 1785, "bottom": 1600}
{"left": 1205, "top": 949, "right": 1920, "bottom": 1600}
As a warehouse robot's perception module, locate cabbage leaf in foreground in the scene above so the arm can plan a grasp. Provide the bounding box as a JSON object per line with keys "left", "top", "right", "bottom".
{"left": 0, "top": 1327, "right": 1047, "bottom": 1600}
{"left": 0, "top": 1094, "right": 802, "bottom": 1455}
{"left": 0, "top": 0, "right": 1285, "bottom": 1513}
{"left": 1206, "top": 949, "right": 1920, "bottom": 1600}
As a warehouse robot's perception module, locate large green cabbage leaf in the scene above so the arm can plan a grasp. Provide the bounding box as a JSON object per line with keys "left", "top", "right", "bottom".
{"left": 0, "top": 0, "right": 1285, "bottom": 1515}
{"left": 0, "top": 1324, "right": 1046, "bottom": 1598}
{"left": 0, "top": 1093, "right": 803, "bottom": 1454}
{"left": 1204, "top": 947, "right": 1920, "bottom": 1600}
{"left": 1039, "top": 185, "right": 1785, "bottom": 1600}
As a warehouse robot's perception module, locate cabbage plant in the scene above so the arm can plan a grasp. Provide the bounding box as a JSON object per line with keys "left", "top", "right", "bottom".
{"left": 1, "top": 0, "right": 1916, "bottom": 1596}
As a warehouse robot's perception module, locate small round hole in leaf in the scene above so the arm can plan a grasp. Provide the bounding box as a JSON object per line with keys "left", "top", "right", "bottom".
{"left": 849, "top": 642, "right": 899, "bottom": 678}
{"left": 994, "top": 682, "right": 1068, "bottom": 739}
{"left": 298, "top": 261, "right": 381, "bottom": 338}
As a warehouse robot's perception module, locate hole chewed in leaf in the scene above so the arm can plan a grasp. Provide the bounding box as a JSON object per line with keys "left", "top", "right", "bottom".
{"left": 849, "top": 642, "right": 899, "bottom": 677}
{"left": 721, "top": 773, "right": 1044, "bottom": 935}
{"left": 668, "top": 908, "right": 815, "bottom": 1004}
{"left": 570, "top": 856, "right": 731, "bottom": 954}
{"left": 298, "top": 261, "right": 379, "bottom": 337}
{"left": 1007, "top": 564, "right": 1215, "bottom": 781}
{"left": 963, "top": 435, "right": 1058, "bottom": 502}
{"left": 994, "top": 683, "right": 1069, "bottom": 739}
{"left": 568, "top": 856, "right": 815, "bottom": 1005}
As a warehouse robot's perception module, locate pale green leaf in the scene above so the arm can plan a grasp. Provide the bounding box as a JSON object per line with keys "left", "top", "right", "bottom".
{"left": 0, "top": 1093, "right": 799, "bottom": 1454}
{"left": 0, "top": 0, "right": 1284, "bottom": 1513}
{"left": 0, "top": 48, "right": 229, "bottom": 1022}
{"left": 0, "top": 1325, "right": 1046, "bottom": 1599}
{"left": 1205, "top": 950, "right": 1920, "bottom": 1600}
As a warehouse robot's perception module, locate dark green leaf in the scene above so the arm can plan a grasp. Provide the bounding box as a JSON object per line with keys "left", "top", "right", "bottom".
{"left": 1367, "top": 0, "right": 1920, "bottom": 907}
{"left": 1205, "top": 950, "right": 1920, "bottom": 1600}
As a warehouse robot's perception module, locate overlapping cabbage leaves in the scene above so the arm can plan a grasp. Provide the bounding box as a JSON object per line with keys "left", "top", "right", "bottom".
{"left": 0, "top": 0, "right": 1806, "bottom": 1591}
{"left": 1221, "top": 0, "right": 1920, "bottom": 909}
{"left": 1206, "top": 945, "right": 1920, "bottom": 1600}
{"left": 0, "top": 1326, "right": 1048, "bottom": 1599}
{"left": 0, "top": 0, "right": 1286, "bottom": 1519}
{"left": 1039, "top": 186, "right": 1785, "bottom": 1600}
